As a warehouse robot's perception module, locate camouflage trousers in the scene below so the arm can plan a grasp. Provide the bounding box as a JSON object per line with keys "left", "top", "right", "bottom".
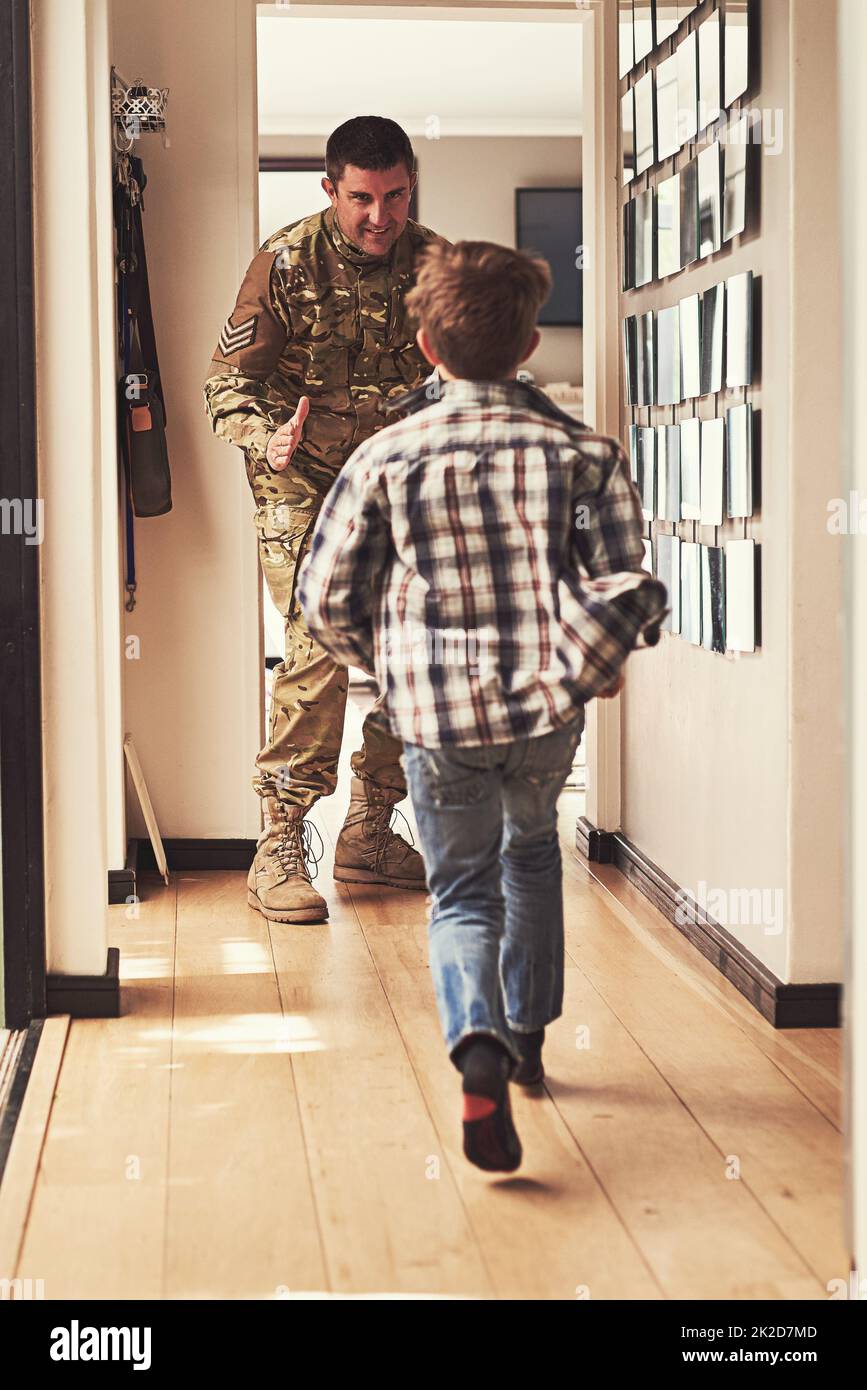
{"left": 253, "top": 496, "right": 407, "bottom": 811}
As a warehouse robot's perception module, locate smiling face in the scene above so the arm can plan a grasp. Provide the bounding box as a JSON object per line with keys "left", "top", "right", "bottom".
{"left": 322, "top": 162, "right": 416, "bottom": 256}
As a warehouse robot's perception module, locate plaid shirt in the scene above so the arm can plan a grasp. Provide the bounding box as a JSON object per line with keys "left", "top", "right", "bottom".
{"left": 296, "top": 377, "right": 668, "bottom": 748}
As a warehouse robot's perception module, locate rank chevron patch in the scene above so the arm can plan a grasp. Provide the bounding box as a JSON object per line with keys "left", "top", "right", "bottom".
{"left": 218, "top": 313, "right": 258, "bottom": 357}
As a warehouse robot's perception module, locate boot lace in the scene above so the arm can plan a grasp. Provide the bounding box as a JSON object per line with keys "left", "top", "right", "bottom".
{"left": 274, "top": 816, "right": 325, "bottom": 882}
{"left": 369, "top": 802, "right": 416, "bottom": 874}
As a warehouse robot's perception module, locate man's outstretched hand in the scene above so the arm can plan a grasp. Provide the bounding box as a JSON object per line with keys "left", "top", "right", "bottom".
{"left": 266, "top": 395, "right": 310, "bottom": 472}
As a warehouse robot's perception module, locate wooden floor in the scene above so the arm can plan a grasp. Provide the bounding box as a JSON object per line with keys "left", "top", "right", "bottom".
{"left": 1, "top": 697, "right": 849, "bottom": 1299}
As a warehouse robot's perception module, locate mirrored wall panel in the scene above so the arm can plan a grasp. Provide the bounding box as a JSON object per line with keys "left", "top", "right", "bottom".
{"left": 657, "top": 423, "right": 681, "bottom": 521}
{"left": 634, "top": 0, "right": 654, "bottom": 64}
{"left": 619, "top": 0, "right": 634, "bottom": 80}
{"left": 700, "top": 283, "right": 725, "bottom": 395}
{"left": 680, "top": 155, "right": 699, "bottom": 266}
{"left": 701, "top": 545, "right": 726, "bottom": 653}
{"left": 656, "top": 173, "right": 681, "bottom": 278}
{"left": 677, "top": 30, "right": 698, "bottom": 144}
{"left": 724, "top": 0, "right": 750, "bottom": 106}
{"left": 639, "top": 311, "right": 656, "bottom": 406}
{"left": 726, "top": 270, "right": 754, "bottom": 388}
{"left": 698, "top": 141, "right": 723, "bottom": 257}
{"left": 680, "top": 416, "right": 701, "bottom": 520}
{"left": 618, "top": 3, "right": 760, "bottom": 664}
{"left": 698, "top": 9, "right": 721, "bottom": 131}
{"left": 723, "top": 115, "right": 749, "bottom": 241}
{"left": 629, "top": 422, "right": 640, "bottom": 485}
{"left": 656, "top": 534, "right": 681, "bottom": 633}
{"left": 623, "top": 199, "right": 635, "bottom": 291}
{"left": 656, "top": 3, "right": 679, "bottom": 46}
{"left": 700, "top": 417, "right": 725, "bottom": 526}
{"left": 622, "top": 89, "right": 636, "bottom": 186}
{"left": 681, "top": 542, "right": 701, "bottom": 645}
{"left": 726, "top": 402, "right": 754, "bottom": 518}
{"left": 635, "top": 187, "right": 655, "bottom": 287}
{"left": 657, "top": 304, "right": 682, "bottom": 406}
{"left": 725, "top": 538, "right": 756, "bottom": 652}
{"left": 656, "top": 51, "right": 681, "bottom": 161}
{"left": 680, "top": 293, "right": 701, "bottom": 398}
{"left": 638, "top": 425, "right": 656, "bottom": 520}
{"left": 623, "top": 315, "right": 638, "bottom": 405}
{"left": 634, "top": 71, "right": 656, "bottom": 177}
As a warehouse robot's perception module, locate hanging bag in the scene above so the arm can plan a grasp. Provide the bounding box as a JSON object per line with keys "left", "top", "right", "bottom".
{"left": 115, "top": 153, "right": 172, "bottom": 518}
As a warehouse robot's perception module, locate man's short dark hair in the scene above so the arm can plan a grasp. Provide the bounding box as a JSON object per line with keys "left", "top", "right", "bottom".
{"left": 325, "top": 116, "right": 415, "bottom": 186}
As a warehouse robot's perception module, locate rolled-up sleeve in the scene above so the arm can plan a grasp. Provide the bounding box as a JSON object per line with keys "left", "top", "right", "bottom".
{"left": 567, "top": 437, "right": 669, "bottom": 684}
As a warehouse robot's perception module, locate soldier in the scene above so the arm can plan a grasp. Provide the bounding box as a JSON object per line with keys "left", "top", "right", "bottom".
{"left": 203, "top": 116, "right": 446, "bottom": 925}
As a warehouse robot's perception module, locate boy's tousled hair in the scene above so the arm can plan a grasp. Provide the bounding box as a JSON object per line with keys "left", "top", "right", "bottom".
{"left": 404, "top": 240, "right": 552, "bottom": 381}
{"left": 325, "top": 116, "right": 415, "bottom": 187}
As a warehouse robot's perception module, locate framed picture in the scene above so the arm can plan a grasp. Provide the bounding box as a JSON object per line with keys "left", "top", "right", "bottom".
{"left": 515, "top": 187, "right": 583, "bottom": 327}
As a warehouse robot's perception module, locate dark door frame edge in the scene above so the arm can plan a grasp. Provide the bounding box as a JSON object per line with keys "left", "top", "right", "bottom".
{"left": 0, "top": 1019, "right": 43, "bottom": 1185}
{"left": 0, "top": 0, "right": 47, "bottom": 1028}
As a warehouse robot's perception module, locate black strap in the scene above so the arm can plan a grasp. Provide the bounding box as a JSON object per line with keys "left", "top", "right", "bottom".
{"left": 117, "top": 154, "right": 165, "bottom": 420}
{"left": 114, "top": 153, "right": 149, "bottom": 607}
{"left": 115, "top": 192, "right": 137, "bottom": 608}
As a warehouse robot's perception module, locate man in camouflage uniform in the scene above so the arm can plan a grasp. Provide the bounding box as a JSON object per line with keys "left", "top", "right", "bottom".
{"left": 203, "top": 116, "right": 444, "bottom": 925}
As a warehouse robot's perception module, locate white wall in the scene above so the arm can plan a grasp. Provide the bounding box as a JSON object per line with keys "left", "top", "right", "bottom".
{"left": 111, "top": 0, "right": 263, "bottom": 840}
{"left": 32, "top": 0, "right": 121, "bottom": 975}
{"left": 615, "top": 0, "right": 843, "bottom": 984}
{"left": 414, "top": 136, "right": 582, "bottom": 387}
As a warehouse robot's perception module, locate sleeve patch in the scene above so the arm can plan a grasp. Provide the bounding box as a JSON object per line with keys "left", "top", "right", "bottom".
{"left": 218, "top": 313, "right": 258, "bottom": 356}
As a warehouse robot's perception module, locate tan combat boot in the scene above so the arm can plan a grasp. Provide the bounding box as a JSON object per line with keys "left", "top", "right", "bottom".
{"left": 247, "top": 796, "right": 328, "bottom": 924}
{"left": 333, "top": 775, "right": 427, "bottom": 891}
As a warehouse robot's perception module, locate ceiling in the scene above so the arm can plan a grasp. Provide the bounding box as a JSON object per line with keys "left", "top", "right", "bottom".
{"left": 257, "top": 9, "right": 584, "bottom": 138}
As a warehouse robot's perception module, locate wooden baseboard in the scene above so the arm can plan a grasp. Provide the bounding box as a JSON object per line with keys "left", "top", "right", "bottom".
{"left": 111, "top": 838, "right": 258, "bottom": 898}
{"left": 46, "top": 947, "right": 120, "bottom": 1020}
{"left": 135, "top": 837, "right": 258, "bottom": 871}
{"left": 107, "top": 838, "right": 139, "bottom": 905}
{"left": 575, "top": 817, "right": 841, "bottom": 1029}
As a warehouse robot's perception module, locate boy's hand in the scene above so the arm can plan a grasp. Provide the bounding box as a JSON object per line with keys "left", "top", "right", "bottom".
{"left": 598, "top": 672, "right": 625, "bottom": 699}
{"left": 266, "top": 396, "right": 310, "bottom": 471}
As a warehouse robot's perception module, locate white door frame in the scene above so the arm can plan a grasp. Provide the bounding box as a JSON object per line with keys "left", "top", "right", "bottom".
{"left": 839, "top": 0, "right": 867, "bottom": 1288}
{"left": 580, "top": 0, "right": 623, "bottom": 833}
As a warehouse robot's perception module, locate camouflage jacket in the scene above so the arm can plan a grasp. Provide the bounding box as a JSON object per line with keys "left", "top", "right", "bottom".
{"left": 203, "top": 205, "right": 443, "bottom": 505}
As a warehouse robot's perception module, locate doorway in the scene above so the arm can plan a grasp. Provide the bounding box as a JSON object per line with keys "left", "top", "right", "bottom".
{"left": 254, "top": 0, "right": 588, "bottom": 789}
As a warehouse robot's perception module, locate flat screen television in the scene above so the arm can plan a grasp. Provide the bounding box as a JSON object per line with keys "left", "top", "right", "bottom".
{"left": 515, "top": 187, "right": 583, "bottom": 327}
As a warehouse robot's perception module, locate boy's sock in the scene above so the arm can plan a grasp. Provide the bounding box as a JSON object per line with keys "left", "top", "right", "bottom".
{"left": 455, "top": 1036, "right": 522, "bottom": 1173}
{"left": 512, "top": 1027, "right": 545, "bottom": 1087}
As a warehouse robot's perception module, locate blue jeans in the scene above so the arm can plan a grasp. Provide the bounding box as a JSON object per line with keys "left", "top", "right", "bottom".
{"left": 402, "top": 713, "right": 585, "bottom": 1071}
